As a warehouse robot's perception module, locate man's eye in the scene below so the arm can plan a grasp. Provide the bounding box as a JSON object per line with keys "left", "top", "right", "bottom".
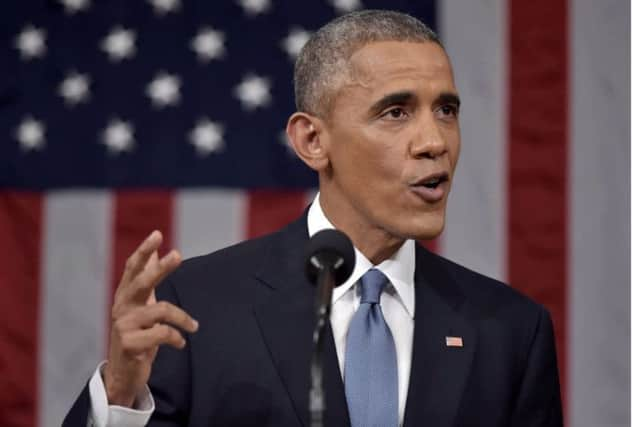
{"left": 438, "top": 105, "right": 459, "bottom": 118}
{"left": 383, "top": 107, "right": 406, "bottom": 119}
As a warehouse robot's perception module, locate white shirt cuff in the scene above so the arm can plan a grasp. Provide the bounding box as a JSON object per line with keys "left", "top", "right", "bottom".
{"left": 88, "top": 361, "right": 154, "bottom": 427}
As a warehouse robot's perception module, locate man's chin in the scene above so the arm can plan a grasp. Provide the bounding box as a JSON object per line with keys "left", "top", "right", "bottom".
{"left": 411, "top": 229, "right": 443, "bottom": 242}
{"left": 398, "top": 214, "right": 445, "bottom": 241}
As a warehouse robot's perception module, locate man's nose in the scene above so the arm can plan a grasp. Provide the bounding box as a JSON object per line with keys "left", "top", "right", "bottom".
{"left": 410, "top": 114, "right": 447, "bottom": 159}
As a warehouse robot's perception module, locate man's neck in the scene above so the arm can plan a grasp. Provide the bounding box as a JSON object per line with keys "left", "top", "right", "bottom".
{"left": 318, "top": 193, "right": 406, "bottom": 265}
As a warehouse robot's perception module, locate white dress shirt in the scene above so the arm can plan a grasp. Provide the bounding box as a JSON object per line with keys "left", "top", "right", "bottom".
{"left": 88, "top": 193, "right": 416, "bottom": 426}
{"left": 88, "top": 361, "right": 153, "bottom": 427}
{"left": 309, "top": 193, "right": 415, "bottom": 425}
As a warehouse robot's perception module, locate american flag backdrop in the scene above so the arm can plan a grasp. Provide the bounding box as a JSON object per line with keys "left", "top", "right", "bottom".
{"left": 0, "top": 1, "right": 629, "bottom": 426}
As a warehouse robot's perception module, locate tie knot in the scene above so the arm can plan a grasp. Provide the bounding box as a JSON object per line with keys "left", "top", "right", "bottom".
{"left": 359, "top": 268, "right": 388, "bottom": 304}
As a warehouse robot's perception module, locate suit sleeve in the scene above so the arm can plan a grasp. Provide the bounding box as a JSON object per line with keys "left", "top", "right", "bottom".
{"left": 509, "top": 306, "right": 564, "bottom": 427}
{"left": 62, "top": 382, "right": 91, "bottom": 427}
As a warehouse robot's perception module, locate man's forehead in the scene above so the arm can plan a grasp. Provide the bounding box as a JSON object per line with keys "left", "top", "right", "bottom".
{"left": 349, "top": 40, "right": 452, "bottom": 81}
{"left": 336, "top": 40, "right": 454, "bottom": 98}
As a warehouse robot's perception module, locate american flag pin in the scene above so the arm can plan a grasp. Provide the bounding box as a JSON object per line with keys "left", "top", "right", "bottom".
{"left": 445, "top": 336, "right": 463, "bottom": 347}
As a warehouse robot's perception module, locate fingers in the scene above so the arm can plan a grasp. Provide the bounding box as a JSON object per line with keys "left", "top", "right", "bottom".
{"left": 120, "top": 230, "right": 163, "bottom": 286}
{"left": 112, "top": 301, "right": 199, "bottom": 355}
{"left": 128, "top": 249, "right": 182, "bottom": 303}
{"left": 120, "top": 324, "right": 187, "bottom": 354}
{"left": 126, "top": 301, "right": 199, "bottom": 333}
{"left": 114, "top": 232, "right": 182, "bottom": 306}
{"left": 105, "top": 232, "right": 190, "bottom": 405}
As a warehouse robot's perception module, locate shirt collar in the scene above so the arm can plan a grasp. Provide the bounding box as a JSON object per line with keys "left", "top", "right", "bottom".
{"left": 307, "top": 193, "right": 416, "bottom": 318}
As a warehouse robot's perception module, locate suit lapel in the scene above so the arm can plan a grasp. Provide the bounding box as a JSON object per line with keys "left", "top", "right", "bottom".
{"left": 252, "top": 215, "right": 350, "bottom": 427}
{"left": 403, "top": 245, "right": 477, "bottom": 427}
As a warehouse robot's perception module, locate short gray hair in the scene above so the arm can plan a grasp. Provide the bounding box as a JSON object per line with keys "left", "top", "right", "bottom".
{"left": 294, "top": 10, "right": 442, "bottom": 117}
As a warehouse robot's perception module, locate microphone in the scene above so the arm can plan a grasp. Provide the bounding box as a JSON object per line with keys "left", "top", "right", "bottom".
{"left": 305, "top": 228, "right": 355, "bottom": 305}
{"left": 304, "top": 229, "right": 355, "bottom": 427}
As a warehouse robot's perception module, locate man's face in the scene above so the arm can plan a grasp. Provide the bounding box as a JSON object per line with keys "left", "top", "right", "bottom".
{"left": 320, "top": 40, "right": 461, "bottom": 241}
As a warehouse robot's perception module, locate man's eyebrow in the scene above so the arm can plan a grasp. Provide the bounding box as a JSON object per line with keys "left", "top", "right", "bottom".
{"left": 368, "top": 91, "right": 416, "bottom": 115}
{"left": 436, "top": 92, "right": 461, "bottom": 109}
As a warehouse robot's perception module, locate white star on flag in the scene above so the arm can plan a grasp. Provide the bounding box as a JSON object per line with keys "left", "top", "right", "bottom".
{"left": 16, "top": 116, "right": 46, "bottom": 151}
{"left": 58, "top": 0, "right": 91, "bottom": 14}
{"left": 102, "top": 119, "right": 134, "bottom": 154}
{"left": 234, "top": 74, "right": 272, "bottom": 111}
{"left": 14, "top": 25, "right": 47, "bottom": 60}
{"left": 330, "top": 0, "right": 363, "bottom": 14}
{"left": 237, "top": 0, "right": 271, "bottom": 16}
{"left": 101, "top": 27, "right": 136, "bottom": 62}
{"left": 190, "top": 28, "right": 225, "bottom": 62}
{"left": 58, "top": 72, "right": 91, "bottom": 106}
{"left": 189, "top": 119, "right": 225, "bottom": 156}
{"left": 281, "top": 27, "right": 311, "bottom": 60}
{"left": 148, "top": 0, "right": 181, "bottom": 15}
{"left": 146, "top": 72, "right": 181, "bottom": 108}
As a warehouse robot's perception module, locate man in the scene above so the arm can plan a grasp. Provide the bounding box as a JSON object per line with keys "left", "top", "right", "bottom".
{"left": 64, "top": 10, "right": 563, "bottom": 427}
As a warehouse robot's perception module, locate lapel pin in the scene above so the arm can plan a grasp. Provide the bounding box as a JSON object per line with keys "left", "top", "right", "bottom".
{"left": 445, "top": 336, "right": 463, "bottom": 347}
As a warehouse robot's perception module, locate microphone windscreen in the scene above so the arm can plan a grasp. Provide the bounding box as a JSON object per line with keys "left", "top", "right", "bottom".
{"left": 304, "top": 229, "right": 355, "bottom": 286}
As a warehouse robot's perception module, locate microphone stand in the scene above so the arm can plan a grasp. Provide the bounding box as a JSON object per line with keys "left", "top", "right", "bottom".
{"left": 309, "top": 263, "right": 335, "bottom": 427}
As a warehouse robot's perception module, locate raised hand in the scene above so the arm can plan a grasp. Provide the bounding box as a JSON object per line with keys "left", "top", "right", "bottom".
{"left": 103, "top": 230, "right": 198, "bottom": 407}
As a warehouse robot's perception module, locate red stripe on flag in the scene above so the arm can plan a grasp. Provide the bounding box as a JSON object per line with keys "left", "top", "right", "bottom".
{"left": 0, "top": 192, "right": 43, "bottom": 427}
{"left": 509, "top": 0, "right": 568, "bottom": 404}
{"left": 111, "top": 191, "right": 174, "bottom": 299}
{"left": 246, "top": 190, "right": 308, "bottom": 239}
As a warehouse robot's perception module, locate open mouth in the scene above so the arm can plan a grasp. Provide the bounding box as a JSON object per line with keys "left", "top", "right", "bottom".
{"left": 409, "top": 172, "right": 450, "bottom": 203}
{"left": 413, "top": 172, "right": 449, "bottom": 189}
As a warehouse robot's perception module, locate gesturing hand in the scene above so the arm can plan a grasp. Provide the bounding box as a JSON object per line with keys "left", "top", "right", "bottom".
{"left": 103, "top": 230, "right": 198, "bottom": 407}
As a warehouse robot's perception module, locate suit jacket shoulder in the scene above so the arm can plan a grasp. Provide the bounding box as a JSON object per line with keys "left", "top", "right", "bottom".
{"left": 408, "top": 246, "right": 562, "bottom": 427}
{"left": 161, "top": 215, "right": 307, "bottom": 312}
{"left": 419, "top": 245, "right": 548, "bottom": 321}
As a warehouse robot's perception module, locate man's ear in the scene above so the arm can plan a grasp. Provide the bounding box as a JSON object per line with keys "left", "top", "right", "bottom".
{"left": 285, "top": 112, "right": 329, "bottom": 172}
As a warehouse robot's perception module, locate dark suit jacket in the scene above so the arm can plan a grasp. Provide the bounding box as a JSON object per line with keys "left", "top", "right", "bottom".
{"left": 64, "top": 214, "right": 563, "bottom": 426}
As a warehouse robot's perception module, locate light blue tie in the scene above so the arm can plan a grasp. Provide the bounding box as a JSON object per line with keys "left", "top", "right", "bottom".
{"left": 344, "top": 268, "right": 398, "bottom": 427}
